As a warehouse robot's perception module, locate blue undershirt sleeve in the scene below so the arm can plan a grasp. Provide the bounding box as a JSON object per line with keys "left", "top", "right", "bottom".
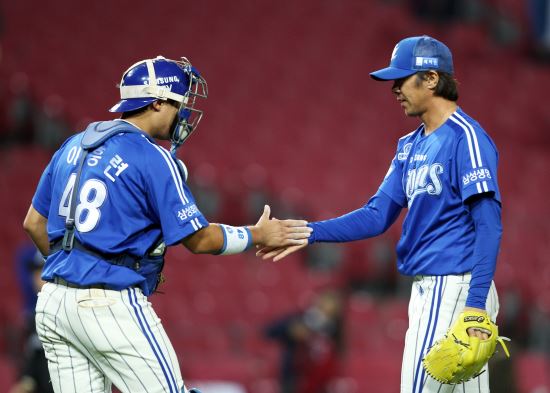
{"left": 465, "top": 195, "right": 502, "bottom": 309}
{"left": 308, "top": 190, "right": 402, "bottom": 243}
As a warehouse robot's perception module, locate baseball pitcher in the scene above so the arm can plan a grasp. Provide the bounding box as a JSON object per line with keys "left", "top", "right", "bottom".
{"left": 258, "top": 36, "right": 509, "bottom": 393}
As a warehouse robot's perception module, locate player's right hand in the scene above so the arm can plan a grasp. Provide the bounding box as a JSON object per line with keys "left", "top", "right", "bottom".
{"left": 252, "top": 205, "right": 312, "bottom": 248}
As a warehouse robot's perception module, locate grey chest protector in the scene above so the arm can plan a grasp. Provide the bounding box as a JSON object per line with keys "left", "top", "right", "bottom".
{"left": 61, "top": 121, "right": 141, "bottom": 252}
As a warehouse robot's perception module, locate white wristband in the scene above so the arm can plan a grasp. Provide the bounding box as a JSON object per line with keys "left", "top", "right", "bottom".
{"left": 218, "top": 224, "right": 252, "bottom": 255}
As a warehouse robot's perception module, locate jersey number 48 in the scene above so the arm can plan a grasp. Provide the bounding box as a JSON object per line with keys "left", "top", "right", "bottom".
{"left": 58, "top": 173, "right": 108, "bottom": 232}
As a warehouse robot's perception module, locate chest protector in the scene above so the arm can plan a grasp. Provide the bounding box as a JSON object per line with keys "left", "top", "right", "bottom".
{"left": 52, "top": 121, "right": 168, "bottom": 295}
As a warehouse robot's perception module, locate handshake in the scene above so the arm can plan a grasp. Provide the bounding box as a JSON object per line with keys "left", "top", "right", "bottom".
{"left": 250, "top": 205, "right": 311, "bottom": 262}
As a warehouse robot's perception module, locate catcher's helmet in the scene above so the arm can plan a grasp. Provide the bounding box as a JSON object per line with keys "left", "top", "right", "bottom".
{"left": 110, "top": 56, "right": 208, "bottom": 150}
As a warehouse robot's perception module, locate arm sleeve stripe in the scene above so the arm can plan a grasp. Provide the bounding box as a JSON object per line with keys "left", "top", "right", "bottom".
{"left": 147, "top": 141, "right": 190, "bottom": 205}
{"left": 219, "top": 226, "right": 228, "bottom": 254}
{"left": 193, "top": 218, "right": 202, "bottom": 229}
{"left": 453, "top": 112, "right": 484, "bottom": 167}
{"left": 449, "top": 115, "right": 478, "bottom": 169}
{"left": 451, "top": 112, "right": 493, "bottom": 195}
{"left": 155, "top": 144, "right": 190, "bottom": 204}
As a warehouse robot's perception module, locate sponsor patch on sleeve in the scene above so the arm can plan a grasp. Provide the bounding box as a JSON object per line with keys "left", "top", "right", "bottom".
{"left": 175, "top": 204, "right": 199, "bottom": 223}
{"left": 462, "top": 168, "right": 492, "bottom": 186}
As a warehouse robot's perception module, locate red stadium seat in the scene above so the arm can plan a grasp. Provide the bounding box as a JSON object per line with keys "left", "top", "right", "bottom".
{"left": 1, "top": 1, "right": 546, "bottom": 390}
{"left": 515, "top": 352, "right": 550, "bottom": 393}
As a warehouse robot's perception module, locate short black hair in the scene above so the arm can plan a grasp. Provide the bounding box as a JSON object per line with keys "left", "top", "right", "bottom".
{"left": 416, "top": 71, "right": 459, "bottom": 101}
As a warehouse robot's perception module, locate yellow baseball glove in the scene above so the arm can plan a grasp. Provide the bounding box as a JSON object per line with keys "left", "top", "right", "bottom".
{"left": 422, "top": 310, "right": 510, "bottom": 384}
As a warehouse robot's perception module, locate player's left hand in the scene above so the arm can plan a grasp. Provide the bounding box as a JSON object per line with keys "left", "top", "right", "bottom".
{"left": 253, "top": 205, "right": 312, "bottom": 248}
{"left": 256, "top": 243, "right": 308, "bottom": 262}
{"left": 463, "top": 307, "right": 491, "bottom": 339}
{"left": 422, "top": 309, "right": 510, "bottom": 384}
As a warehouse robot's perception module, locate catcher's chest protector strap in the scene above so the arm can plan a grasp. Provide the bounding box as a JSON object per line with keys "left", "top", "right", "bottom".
{"left": 81, "top": 121, "right": 142, "bottom": 149}
{"left": 61, "top": 121, "right": 141, "bottom": 251}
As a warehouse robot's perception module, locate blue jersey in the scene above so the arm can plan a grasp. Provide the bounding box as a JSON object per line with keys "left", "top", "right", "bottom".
{"left": 379, "top": 108, "right": 500, "bottom": 276}
{"left": 32, "top": 120, "right": 209, "bottom": 291}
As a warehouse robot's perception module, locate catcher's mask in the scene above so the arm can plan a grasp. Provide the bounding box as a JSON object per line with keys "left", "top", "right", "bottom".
{"left": 109, "top": 56, "right": 208, "bottom": 152}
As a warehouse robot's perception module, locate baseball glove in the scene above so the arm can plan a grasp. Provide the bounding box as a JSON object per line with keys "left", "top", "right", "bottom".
{"left": 422, "top": 310, "right": 510, "bottom": 384}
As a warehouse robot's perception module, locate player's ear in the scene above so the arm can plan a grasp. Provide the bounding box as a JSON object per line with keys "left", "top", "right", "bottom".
{"left": 426, "top": 71, "right": 439, "bottom": 90}
{"left": 151, "top": 100, "right": 164, "bottom": 112}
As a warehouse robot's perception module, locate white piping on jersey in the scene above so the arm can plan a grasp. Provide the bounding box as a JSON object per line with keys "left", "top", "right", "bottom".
{"left": 145, "top": 137, "right": 190, "bottom": 205}
{"left": 449, "top": 115, "right": 477, "bottom": 168}
{"left": 190, "top": 218, "right": 202, "bottom": 231}
{"left": 399, "top": 130, "right": 416, "bottom": 140}
{"left": 193, "top": 218, "right": 202, "bottom": 229}
{"left": 454, "top": 112, "right": 483, "bottom": 168}
{"left": 157, "top": 147, "right": 191, "bottom": 204}
{"left": 449, "top": 112, "right": 489, "bottom": 193}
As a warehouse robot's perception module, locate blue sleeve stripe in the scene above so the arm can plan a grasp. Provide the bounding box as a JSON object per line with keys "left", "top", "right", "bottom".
{"left": 219, "top": 225, "right": 228, "bottom": 254}
{"left": 244, "top": 227, "right": 252, "bottom": 250}
{"left": 147, "top": 141, "right": 190, "bottom": 205}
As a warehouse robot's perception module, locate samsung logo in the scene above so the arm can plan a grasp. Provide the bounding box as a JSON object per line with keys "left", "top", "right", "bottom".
{"left": 144, "top": 76, "right": 181, "bottom": 85}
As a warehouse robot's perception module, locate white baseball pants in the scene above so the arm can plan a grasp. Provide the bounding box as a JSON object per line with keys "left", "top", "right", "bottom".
{"left": 401, "top": 274, "right": 499, "bottom": 393}
{"left": 35, "top": 282, "right": 189, "bottom": 393}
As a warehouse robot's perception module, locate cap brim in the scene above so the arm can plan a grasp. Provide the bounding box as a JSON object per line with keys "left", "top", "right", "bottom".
{"left": 109, "top": 98, "right": 156, "bottom": 113}
{"left": 369, "top": 67, "right": 417, "bottom": 81}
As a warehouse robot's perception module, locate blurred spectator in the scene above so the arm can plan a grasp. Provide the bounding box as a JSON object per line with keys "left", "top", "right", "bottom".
{"left": 485, "top": 3, "right": 521, "bottom": 47}
{"left": 0, "top": 7, "right": 4, "bottom": 35}
{"left": 408, "top": 0, "right": 520, "bottom": 47}
{"left": 344, "top": 236, "right": 398, "bottom": 298}
{"left": 498, "top": 288, "right": 530, "bottom": 347}
{"left": 529, "top": 0, "right": 550, "bottom": 60}
{"left": 409, "top": 0, "right": 459, "bottom": 23}
{"left": 6, "top": 73, "right": 36, "bottom": 146}
{"left": 305, "top": 243, "right": 343, "bottom": 273}
{"left": 187, "top": 162, "right": 222, "bottom": 221}
{"left": 265, "top": 290, "right": 344, "bottom": 393}
{"left": 242, "top": 163, "right": 272, "bottom": 224}
{"left": 10, "top": 245, "right": 53, "bottom": 393}
{"left": 15, "top": 245, "right": 43, "bottom": 326}
{"left": 528, "top": 297, "right": 550, "bottom": 356}
{"left": 32, "top": 95, "right": 69, "bottom": 150}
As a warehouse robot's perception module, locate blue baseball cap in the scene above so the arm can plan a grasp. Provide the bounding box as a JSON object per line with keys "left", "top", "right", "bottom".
{"left": 370, "top": 35, "right": 454, "bottom": 81}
